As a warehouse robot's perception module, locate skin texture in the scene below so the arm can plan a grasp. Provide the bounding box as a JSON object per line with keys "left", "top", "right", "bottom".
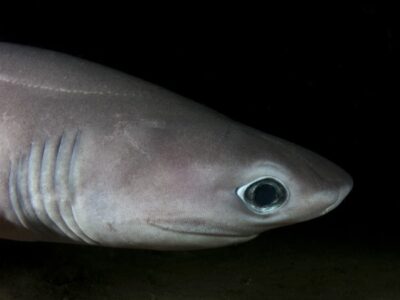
{"left": 0, "top": 43, "right": 353, "bottom": 250}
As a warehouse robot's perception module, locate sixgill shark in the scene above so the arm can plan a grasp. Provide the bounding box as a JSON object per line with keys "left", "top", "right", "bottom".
{"left": 0, "top": 43, "right": 353, "bottom": 250}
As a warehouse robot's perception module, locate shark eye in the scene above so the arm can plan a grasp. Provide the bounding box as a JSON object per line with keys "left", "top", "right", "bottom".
{"left": 236, "top": 177, "right": 288, "bottom": 214}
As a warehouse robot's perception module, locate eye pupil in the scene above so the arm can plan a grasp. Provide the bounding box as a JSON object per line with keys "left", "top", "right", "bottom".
{"left": 241, "top": 178, "right": 288, "bottom": 214}
{"left": 253, "top": 184, "right": 279, "bottom": 207}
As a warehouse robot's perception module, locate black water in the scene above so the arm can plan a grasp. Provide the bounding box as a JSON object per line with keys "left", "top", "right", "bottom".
{"left": 0, "top": 3, "right": 397, "bottom": 299}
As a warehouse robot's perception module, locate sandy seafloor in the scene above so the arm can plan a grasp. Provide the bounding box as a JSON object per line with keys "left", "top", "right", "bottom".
{"left": 1, "top": 218, "right": 398, "bottom": 300}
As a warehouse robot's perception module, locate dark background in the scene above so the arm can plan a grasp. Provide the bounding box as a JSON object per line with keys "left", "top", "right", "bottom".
{"left": 0, "top": 3, "right": 397, "bottom": 300}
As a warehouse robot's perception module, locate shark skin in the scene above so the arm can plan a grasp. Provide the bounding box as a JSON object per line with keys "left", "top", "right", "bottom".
{"left": 0, "top": 43, "right": 353, "bottom": 250}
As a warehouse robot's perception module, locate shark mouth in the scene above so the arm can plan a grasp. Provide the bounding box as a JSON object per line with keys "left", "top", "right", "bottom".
{"left": 147, "top": 217, "right": 257, "bottom": 238}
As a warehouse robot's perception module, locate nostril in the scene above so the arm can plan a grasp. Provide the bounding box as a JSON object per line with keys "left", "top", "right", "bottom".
{"left": 320, "top": 179, "right": 353, "bottom": 216}
{"left": 335, "top": 168, "right": 353, "bottom": 202}
{"left": 320, "top": 192, "right": 341, "bottom": 216}
{"left": 339, "top": 179, "right": 353, "bottom": 202}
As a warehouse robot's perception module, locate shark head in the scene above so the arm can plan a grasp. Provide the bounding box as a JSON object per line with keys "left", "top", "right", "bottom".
{"left": 0, "top": 42, "right": 353, "bottom": 250}
{"left": 78, "top": 116, "right": 353, "bottom": 250}
{"left": 135, "top": 123, "right": 353, "bottom": 249}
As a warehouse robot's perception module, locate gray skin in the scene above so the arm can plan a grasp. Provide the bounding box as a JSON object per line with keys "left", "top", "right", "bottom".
{"left": 0, "top": 43, "right": 353, "bottom": 250}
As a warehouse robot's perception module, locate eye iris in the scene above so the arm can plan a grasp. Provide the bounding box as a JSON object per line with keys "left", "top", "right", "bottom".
{"left": 244, "top": 179, "right": 287, "bottom": 212}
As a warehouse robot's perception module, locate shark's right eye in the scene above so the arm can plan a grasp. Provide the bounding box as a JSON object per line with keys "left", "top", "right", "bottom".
{"left": 236, "top": 177, "right": 288, "bottom": 214}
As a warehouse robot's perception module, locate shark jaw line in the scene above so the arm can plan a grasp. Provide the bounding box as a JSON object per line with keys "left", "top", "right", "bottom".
{"left": 147, "top": 218, "right": 258, "bottom": 239}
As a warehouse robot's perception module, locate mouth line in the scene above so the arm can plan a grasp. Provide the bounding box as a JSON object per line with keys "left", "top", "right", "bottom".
{"left": 148, "top": 221, "right": 256, "bottom": 239}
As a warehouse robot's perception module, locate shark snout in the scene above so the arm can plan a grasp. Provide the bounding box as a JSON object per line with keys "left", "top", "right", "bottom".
{"left": 296, "top": 146, "right": 353, "bottom": 214}
{"left": 321, "top": 178, "right": 353, "bottom": 215}
{"left": 308, "top": 154, "right": 353, "bottom": 214}
{"left": 321, "top": 172, "right": 353, "bottom": 215}
{"left": 316, "top": 156, "right": 353, "bottom": 205}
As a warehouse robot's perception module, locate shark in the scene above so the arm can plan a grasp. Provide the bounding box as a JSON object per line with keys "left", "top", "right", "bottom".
{"left": 0, "top": 43, "right": 352, "bottom": 250}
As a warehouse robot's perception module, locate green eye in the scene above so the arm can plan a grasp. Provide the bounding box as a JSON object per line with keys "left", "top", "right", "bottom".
{"left": 236, "top": 177, "right": 288, "bottom": 214}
